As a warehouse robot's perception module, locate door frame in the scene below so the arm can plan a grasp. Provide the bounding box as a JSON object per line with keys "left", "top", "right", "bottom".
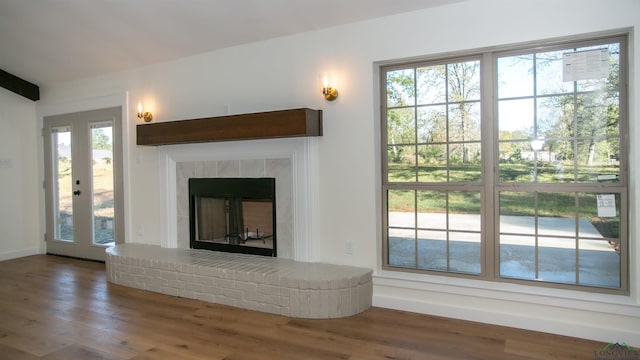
{"left": 38, "top": 94, "right": 130, "bottom": 260}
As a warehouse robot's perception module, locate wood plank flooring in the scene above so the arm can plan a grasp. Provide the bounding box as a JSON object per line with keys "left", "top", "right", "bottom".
{"left": 0, "top": 255, "right": 604, "bottom": 359}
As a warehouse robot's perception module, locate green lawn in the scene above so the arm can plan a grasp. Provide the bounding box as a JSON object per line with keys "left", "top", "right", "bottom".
{"left": 386, "top": 162, "right": 621, "bottom": 239}
{"left": 56, "top": 159, "right": 115, "bottom": 244}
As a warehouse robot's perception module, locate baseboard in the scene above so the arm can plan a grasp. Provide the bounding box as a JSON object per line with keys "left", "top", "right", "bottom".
{"left": 372, "top": 293, "right": 640, "bottom": 346}
{"left": 0, "top": 247, "right": 42, "bottom": 261}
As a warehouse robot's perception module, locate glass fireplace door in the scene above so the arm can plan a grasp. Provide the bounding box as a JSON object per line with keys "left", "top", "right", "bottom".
{"left": 190, "top": 178, "right": 276, "bottom": 257}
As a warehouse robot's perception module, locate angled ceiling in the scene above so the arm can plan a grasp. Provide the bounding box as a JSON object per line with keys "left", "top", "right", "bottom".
{"left": 0, "top": 0, "right": 464, "bottom": 90}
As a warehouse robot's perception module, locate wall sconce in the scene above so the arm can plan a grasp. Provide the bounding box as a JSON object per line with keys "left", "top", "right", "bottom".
{"left": 322, "top": 73, "right": 338, "bottom": 101}
{"left": 137, "top": 102, "right": 153, "bottom": 122}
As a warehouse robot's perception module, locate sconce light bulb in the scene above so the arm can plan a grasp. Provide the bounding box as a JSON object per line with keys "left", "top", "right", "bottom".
{"left": 137, "top": 102, "right": 153, "bottom": 122}
{"left": 321, "top": 73, "right": 338, "bottom": 101}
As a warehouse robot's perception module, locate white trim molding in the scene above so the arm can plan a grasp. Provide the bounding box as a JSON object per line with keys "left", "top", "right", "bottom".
{"left": 373, "top": 271, "right": 640, "bottom": 345}
{"left": 0, "top": 247, "right": 41, "bottom": 262}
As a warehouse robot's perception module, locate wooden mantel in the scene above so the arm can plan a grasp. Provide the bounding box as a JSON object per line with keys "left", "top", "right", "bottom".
{"left": 136, "top": 108, "right": 322, "bottom": 146}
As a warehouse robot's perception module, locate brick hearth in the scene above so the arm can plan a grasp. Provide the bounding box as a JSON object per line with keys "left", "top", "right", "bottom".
{"left": 106, "top": 244, "right": 372, "bottom": 319}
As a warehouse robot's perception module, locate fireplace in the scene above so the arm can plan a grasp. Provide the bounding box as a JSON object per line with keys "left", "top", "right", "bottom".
{"left": 189, "top": 177, "right": 276, "bottom": 257}
{"left": 158, "top": 137, "right": 318, "bottom": 261}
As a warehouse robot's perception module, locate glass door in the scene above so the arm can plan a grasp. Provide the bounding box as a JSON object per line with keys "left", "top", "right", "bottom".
{"left": 44, "top": 107, "right": 123, "bottom": 261}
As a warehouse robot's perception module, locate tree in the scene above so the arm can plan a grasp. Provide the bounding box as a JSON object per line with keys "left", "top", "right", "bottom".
{"left": 416, "top": 61, "right": 481, "bottom": 164}
{"left": 386, "top": 69, "right": 416, "bottom": 162}
{"left": 92, "top": 128, "right": 112, "bottom": 151}
{"left": 503, "top": 44, "right": 620, "bottom": 171}
{"left": 446, "top": 61, "right": 480, "bottom": 164}
{"left": 548, "top": 45, "right": 620, "bottom": 167}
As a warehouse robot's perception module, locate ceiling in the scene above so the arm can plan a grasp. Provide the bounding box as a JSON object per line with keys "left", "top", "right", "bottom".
{"left": 0, "top": 0, "right": 463, "bottom": 89}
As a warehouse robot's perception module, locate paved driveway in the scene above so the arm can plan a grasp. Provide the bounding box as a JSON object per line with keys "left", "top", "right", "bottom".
{"left": 388, "top": 213, "right": 620, "bottom": 288}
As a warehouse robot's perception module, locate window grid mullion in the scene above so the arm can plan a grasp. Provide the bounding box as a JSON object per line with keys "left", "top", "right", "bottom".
{"left": 574, "top": 193, "right": 581, "bottom": 285}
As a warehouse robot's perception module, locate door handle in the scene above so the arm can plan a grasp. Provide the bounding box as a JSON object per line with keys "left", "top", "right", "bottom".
{"left": 73, "top": 190, "right": 81, "bottom": 196}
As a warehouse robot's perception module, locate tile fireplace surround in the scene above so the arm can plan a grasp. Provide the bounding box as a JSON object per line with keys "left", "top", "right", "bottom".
{"left": 158, "top": 137, "right": 317, "bottom": 261}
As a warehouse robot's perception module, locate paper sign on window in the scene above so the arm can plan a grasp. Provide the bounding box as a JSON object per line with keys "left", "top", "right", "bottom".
{"left": 596, "top": 194, "right": 616, "bottom": 218}
{"left": 563, "top": 49, "right": 609, "bottom": 82}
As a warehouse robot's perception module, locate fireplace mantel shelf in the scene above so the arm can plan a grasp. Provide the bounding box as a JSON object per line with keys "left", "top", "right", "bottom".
{"left": 137, "top": 108, "right": 322, "bottom": 146}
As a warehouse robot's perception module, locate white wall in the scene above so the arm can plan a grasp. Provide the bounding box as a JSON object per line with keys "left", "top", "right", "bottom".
{"left": 0, "top": 87, "right": 40, "bottom": 260}
{"left": 36, "top": 0, "right": 639, "bottom": 345}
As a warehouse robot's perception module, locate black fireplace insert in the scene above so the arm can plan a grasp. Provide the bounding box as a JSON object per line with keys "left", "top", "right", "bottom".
{"left": 189, "top": 178, "right": 276, "bottom": 257}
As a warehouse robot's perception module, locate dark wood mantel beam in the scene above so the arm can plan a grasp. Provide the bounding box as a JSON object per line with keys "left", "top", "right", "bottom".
{"left": 136, "top": 108, "right": 322, "bottom": 146}
{"left": 0, "top": 68, "right": 40, "bottom": 101}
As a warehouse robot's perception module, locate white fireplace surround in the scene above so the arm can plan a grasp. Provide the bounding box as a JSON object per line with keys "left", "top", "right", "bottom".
{"left": 158, "top": 137, "right": 320, "bottom": 262}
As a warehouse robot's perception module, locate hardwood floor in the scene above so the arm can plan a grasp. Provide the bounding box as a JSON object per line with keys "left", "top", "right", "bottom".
{"left": 0, "top": 255, "right": 603, "bottom": 359}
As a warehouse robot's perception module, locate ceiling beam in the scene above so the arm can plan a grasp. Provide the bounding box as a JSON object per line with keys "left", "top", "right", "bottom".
{"left": 0, "top": 69, "right": 40, "bottom": 101}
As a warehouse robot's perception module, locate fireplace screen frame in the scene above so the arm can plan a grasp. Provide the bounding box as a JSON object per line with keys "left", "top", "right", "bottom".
{"left": 189, "top": 177, "right": 277, "bottom": 257}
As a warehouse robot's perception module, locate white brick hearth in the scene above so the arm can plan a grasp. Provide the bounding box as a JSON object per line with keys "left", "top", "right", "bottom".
{"left": 106, "top": 244, "right": 372, "bottom": 318}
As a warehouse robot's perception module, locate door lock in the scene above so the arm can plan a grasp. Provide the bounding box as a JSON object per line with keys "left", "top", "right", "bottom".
{"left": 73, "top": 190, "right": 81, "bottom": 196}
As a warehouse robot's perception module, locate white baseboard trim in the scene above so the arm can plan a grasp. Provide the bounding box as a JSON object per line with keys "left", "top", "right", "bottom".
{"left": 0, "top": 247, "right": 42, "bottom": 262}
{"left": 373, "top": 293, "right": 640, "bottom": 346}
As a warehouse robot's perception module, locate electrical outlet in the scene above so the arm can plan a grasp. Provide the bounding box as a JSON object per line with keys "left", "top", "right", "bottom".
{"left": 137, "top": 224, "right": 145, "bottom": 237}
{"left": 345, "top": 241, "right": 353, "bottom": 255}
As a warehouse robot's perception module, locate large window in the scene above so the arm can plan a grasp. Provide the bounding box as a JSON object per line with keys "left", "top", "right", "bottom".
{"left": 382, "top": 34, "right": 628, "bottom": 293}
